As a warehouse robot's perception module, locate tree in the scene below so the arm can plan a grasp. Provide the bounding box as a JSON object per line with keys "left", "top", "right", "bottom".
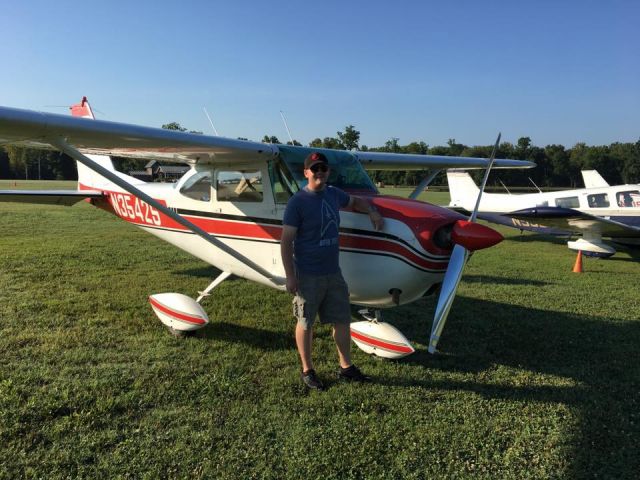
{"left": 337, "top": 125, "right": 360, "bottom": 151}
{"left": 308, "top": 137, "right": 343, "bottom": 150}
{"left": 447, "top": 139, "right": 465, "bottom": 156}
{"left": 162, "top": 122, "right": 187, "bottom": 132}
{"left": 382, "top": 138, "right": 402, "bottom": 153}
{"left": 0, "top": 148, "right": 10, "bottom": 178}
{"left": 5, "top": 146, "right": 29, "bottom": 179}
{"left": 545, "top": 144, "right": 571, "bottom": 186}
{"left": 262, "top": 135, "right": 281, "bottom": 144}
{"left": 613, "top": 141, "right": 640, "bottom": 184}
{"left": 404, "top": 141, "right": 428, "bottom": 155}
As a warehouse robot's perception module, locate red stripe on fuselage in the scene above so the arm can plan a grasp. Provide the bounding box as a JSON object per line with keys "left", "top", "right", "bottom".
{"left": 344, "top": 193, "right": 465, "bottom": 257}
{"left": 81, "top": 186, "right": 449, "bottom": 272}
{"left": 340, "top": 234, "right": 447, "bottom": 270}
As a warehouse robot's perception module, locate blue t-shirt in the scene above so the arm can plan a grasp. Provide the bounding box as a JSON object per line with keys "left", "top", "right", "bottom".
{"left": 283, "top": 186, "right": 351, "bottom": 275}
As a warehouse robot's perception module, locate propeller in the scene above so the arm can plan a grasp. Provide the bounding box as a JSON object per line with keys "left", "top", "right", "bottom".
{"left": 428, "top": 133, "right": 502, "bottom": 354}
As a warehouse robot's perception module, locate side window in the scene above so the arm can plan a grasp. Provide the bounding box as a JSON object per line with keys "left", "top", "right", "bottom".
{"left": 179, "top": 171, "right": 211, "bottom": 201}
{"left": 268, "top": 160, "right": 298, "bottom": 204}
{"left": 217, "top": 170, "right": 263, "bottom": 203}
{"left": 616, "top": 190, "right": 640, "bottom": 208}
{"left": 587, "top": 193, "right": 610, "bottom": 208}
{"left": 555, "top": 196, "right": 579, "bottom": 208}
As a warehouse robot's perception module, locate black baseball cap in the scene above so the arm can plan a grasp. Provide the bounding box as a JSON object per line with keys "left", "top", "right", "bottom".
{"left": 304, "top": 152, "right": 329, "bottom": 169}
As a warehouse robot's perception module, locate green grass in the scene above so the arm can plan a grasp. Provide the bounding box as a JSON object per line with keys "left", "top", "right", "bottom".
{"left": 1, "top": 181, "right": 639, "bottom": 479}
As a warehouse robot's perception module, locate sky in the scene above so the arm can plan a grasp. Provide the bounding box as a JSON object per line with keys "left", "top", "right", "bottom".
{"left": 0, "top": 0, "right": 638, "bottom": 149}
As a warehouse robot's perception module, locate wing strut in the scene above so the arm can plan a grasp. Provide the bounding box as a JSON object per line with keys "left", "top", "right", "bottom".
{"left": 51, "top": 138, "right": 284, "bottom": 286}
{"left": 409, "top": 169, "right": 441, "bottom": 200}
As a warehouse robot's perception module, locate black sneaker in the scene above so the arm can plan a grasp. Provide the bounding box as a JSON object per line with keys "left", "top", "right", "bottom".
{"left": 337, "top": 365, "right": 371, "bottom": 382}
{"left": 301, "top": 369, "right": 325, "bottom": 391}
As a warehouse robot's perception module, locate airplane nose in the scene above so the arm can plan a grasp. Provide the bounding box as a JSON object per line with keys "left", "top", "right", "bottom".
{"left": 451, "top": 220, "right": 503, "bottom": 251}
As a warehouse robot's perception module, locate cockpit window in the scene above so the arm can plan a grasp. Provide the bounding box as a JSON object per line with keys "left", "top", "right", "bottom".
{"left": 269, "top": 159, "right": 299, "bottom": 204}
{"left": 616, "top": 190, "right": 640, "bottom": 208}
{"left": 179, "top": 171, "right": 211, "bottom": 202}
{"left": 277, "top": 145, "right": 377, "bottom": 192}
{"left": 216, "top": 170, "right": 263, "bottom": 203}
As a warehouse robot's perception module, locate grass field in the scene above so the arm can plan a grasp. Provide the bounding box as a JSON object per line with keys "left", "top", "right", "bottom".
{"left": 1, "top": 180, "right": 639, "bottom": 479}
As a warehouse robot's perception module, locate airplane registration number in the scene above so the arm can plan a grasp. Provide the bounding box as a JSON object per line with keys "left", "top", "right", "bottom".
{"left": 109, "top": 192, "right": 161, "bottom": 226}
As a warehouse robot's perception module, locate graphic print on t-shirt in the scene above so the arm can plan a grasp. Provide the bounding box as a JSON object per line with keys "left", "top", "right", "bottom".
{"left": 319, "top": 199, "right": 339, "bottom": 246}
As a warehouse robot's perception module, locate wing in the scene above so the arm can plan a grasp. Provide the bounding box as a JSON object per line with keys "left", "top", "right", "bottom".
{"left": 507, "top": 206, "right": 640, "bottom": 238}
{"left": 355, "top": 151, "right": 535, "bottom": 170}
{"left": 0, "top": 106, "right": 278, "bottom": 164}
{"left": 0, "top": 105, "right": 534, "bottom": 170}
{"left": 0, "top": 189, "right": 104, "bottom": 206}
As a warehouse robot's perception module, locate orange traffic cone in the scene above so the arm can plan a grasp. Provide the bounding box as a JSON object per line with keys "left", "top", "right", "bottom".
{"left": 572, "top": 250, "right": 584, "bottom": 273}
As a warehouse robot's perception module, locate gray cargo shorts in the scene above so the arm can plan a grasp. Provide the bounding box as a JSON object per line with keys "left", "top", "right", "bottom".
{"left": 293, "top": 271, "right": 351, "bottom": 330}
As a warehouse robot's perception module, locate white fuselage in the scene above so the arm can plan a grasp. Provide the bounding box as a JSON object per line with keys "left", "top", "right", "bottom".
{"left": 87, "top": 164, "right": 453, "bottom": 309}
{"left": 448, "top": 171, "right": 640, "bottom": 219}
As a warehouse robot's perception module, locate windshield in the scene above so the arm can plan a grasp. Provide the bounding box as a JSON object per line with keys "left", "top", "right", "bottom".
{"left": 179, "top": 170, "right": 211, "bottom": 202}
{"left": 278, "top": 145, "right": 377, "bottom": 193}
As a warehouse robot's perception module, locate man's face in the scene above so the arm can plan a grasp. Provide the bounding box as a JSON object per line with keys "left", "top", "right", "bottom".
{"left": 304, "top": 162, "right": 329, "bottom": 191}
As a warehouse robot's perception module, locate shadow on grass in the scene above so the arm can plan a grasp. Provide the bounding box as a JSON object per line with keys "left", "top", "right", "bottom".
{"left": 462, "top": 275, "right": 549, "bottom": 286}
{"left": 504, "top": 233, "right": 570, "bottom": 245}
{"left": 201, "top": 321, "right": 290, "bottom": 351}
{"left": 382, "top": 296, "right": 640, "bottom": 478}
{"left": 174, "top": 266, "right": 223, "bottom": 278}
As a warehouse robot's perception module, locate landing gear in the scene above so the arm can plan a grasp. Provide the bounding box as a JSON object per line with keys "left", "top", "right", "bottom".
{"left": 196, "top": 271, "right": 232, "bottom": 303}
{"left": 149, "top": 271, "right": 231, "bottom": 334}
{"left": 349, "top": 309, "right": 415, "bottom": 359}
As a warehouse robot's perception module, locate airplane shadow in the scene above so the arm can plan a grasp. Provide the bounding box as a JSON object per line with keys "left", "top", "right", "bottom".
{"left": 175, "top": 266, "right": 224, "bottom": 279}
{"left": 199, "top": 321, "right": 291, "bottom": 351}
{"left": 504, "top": 233, "right": 569, "bottom": 245}
{"left": 377, "top": 296, "right": 640, "bottom": 477}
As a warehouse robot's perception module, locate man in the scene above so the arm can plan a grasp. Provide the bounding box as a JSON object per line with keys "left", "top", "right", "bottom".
{"left": 280, "top": 152, "right": 384, "bottom": 391}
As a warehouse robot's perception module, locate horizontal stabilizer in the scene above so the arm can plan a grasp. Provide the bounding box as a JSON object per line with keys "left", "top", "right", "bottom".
{"left": 0, "top": 189, "right": 104, "bottom": 206}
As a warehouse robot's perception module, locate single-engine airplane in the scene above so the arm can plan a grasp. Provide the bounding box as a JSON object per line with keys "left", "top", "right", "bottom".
{"left": 0, "top": 97, "right": 533, "bottom": 356}
{"left": 448, "top": 169, "right": 640, "bottom": 258}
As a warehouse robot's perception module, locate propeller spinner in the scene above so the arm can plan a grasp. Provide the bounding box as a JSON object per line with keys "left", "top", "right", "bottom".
{"left": 428, "top": 134, "right": 502, "bottom": 354}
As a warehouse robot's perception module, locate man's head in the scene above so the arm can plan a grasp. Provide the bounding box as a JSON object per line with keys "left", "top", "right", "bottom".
{"left": 303, "top": 152, "right": 330, "bottom": 191}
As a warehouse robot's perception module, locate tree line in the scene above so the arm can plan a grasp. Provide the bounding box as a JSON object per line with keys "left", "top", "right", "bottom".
{"left": 1, "top": 123, "right": 638, "bottom": 188}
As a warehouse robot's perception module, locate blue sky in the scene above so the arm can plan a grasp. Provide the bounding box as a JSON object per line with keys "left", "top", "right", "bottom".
{"left": 1, "top": 0, "right": 637, "bottom": 148}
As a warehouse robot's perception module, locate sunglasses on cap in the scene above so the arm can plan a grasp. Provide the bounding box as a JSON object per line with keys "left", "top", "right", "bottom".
{"left": 309, "top": 163, "right": 329, "bottom": 173}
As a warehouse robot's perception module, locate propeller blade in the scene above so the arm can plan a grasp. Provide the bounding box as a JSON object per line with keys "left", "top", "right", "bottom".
{"left": 469, "top": 133, "right": 501, "bottom": 222}
{"left": 428, "top": 244, "right": 468, "bottom": 353}
{"left": 428, "top": 133, "right": 501, "bottom": 354}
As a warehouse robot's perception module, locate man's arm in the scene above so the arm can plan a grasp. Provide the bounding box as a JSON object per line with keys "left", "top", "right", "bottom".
{"left": 280, "top": 224, "right": 299, "bottom": 294}
{"left": 349, "top": 196, "right": 384, "bottom": 231}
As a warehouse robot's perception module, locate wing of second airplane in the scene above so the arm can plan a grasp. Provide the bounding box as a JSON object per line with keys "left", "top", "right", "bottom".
{"left": 507, "top": 206, "right": 640, "bottom": 238}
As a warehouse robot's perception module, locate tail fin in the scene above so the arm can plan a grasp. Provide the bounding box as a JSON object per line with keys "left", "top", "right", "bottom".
{"left": 446, "top": 170, "right": 480, "bottom": 210}
{"left": 581, "top": 170, "right": 609, "bottom": 188}
{"left": 70, "top": 96, "right": 96, "bottom": 119}
{"left": 69, "top": 97, "right": 140, "bottom": 189}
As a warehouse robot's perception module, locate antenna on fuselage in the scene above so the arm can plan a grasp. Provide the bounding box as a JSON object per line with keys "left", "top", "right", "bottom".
{"left": 528, "top": 177, "right": 542, "bottom": 193}
{"left": 279, "top": 110, "right": 295, "bottom": 145}
{"left": 499, "top": 179, "right": 511, "bottom": 194}
{"left": 203, "top": 107, "right": 219, "bottom": 136}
